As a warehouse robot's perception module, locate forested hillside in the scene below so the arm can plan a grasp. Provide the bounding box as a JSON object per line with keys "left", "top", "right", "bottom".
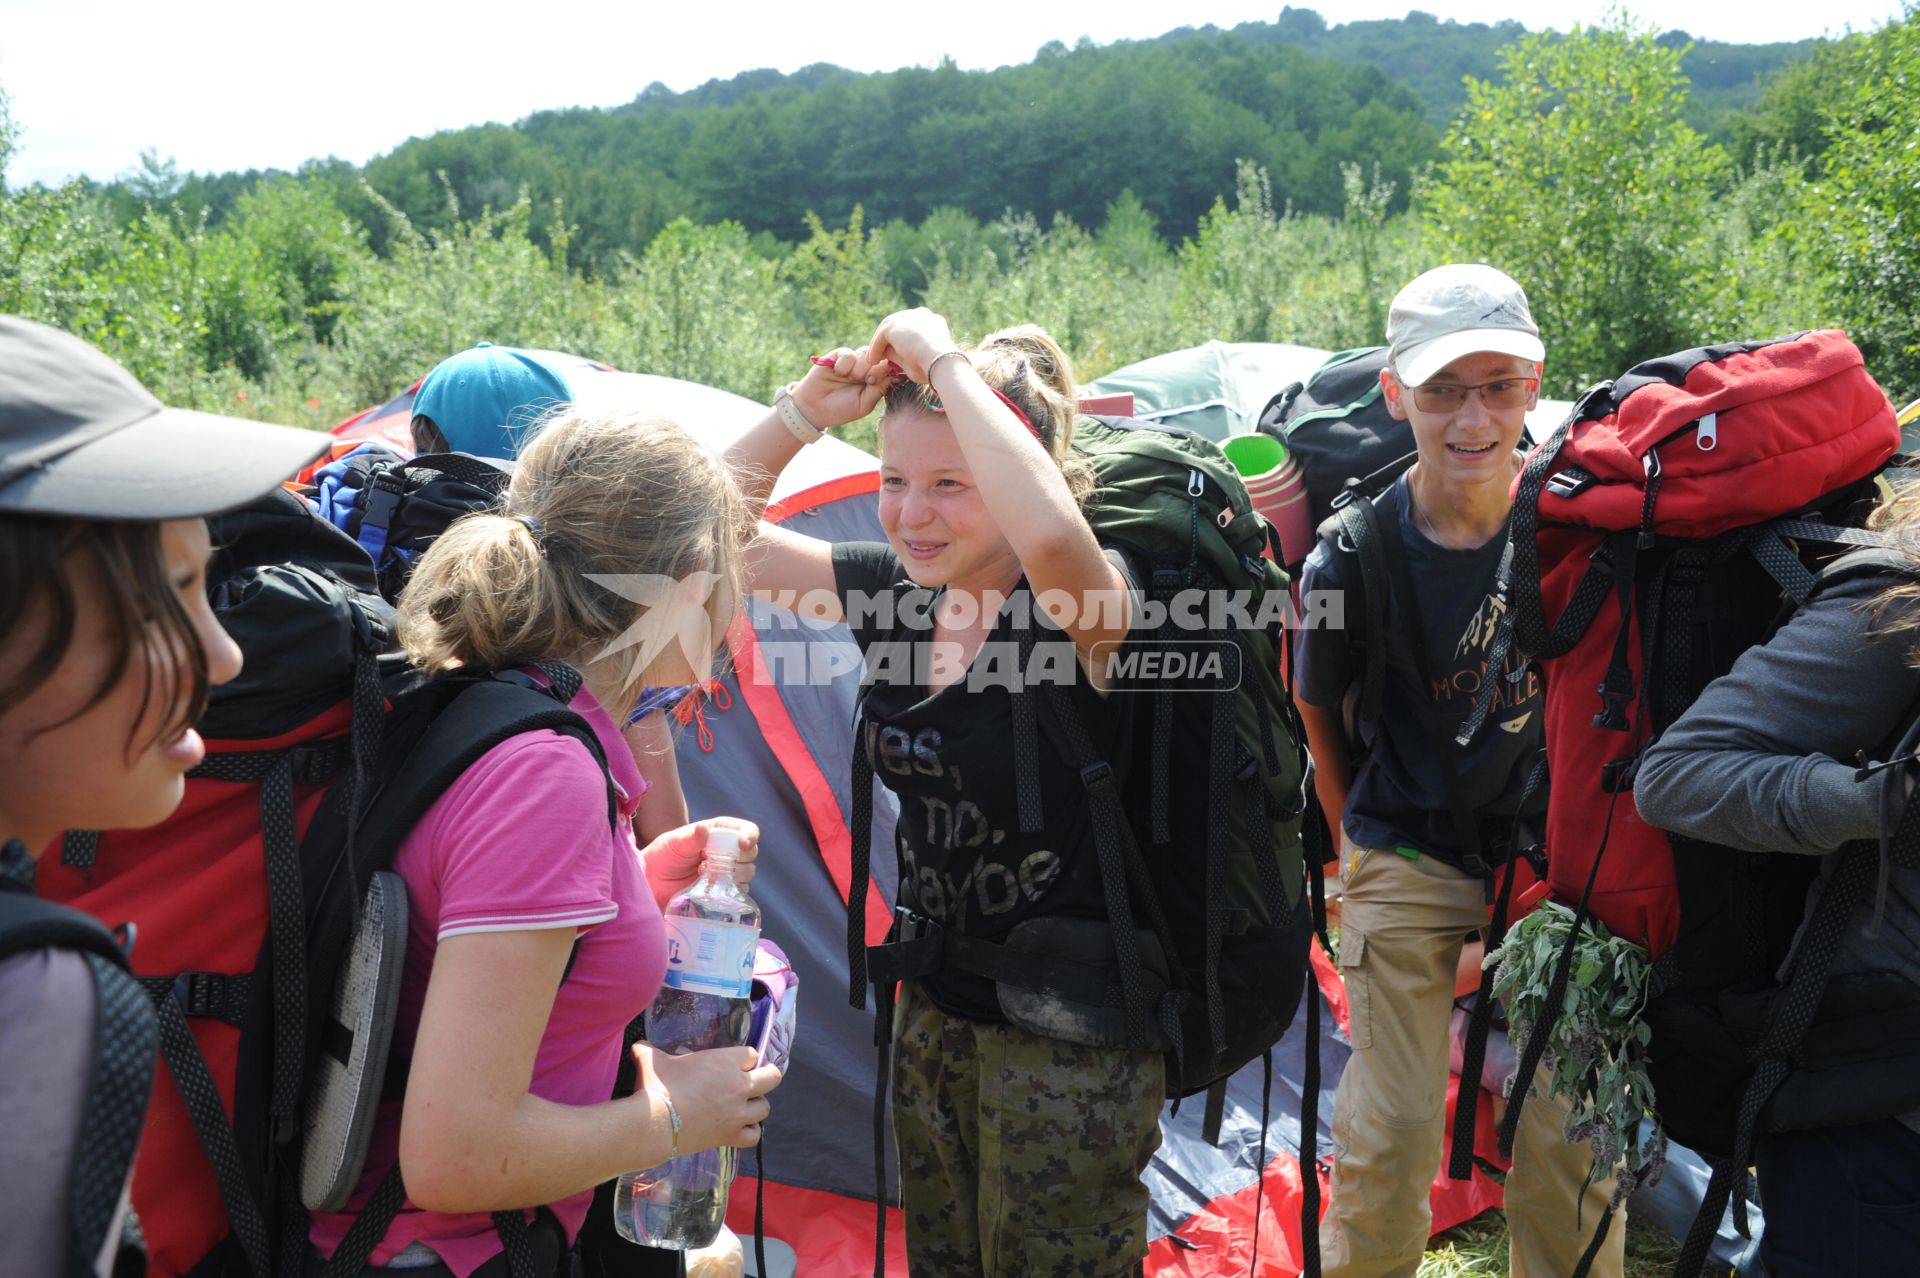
{"left": 72, "top": 10, "right": 1811, "bottom": 275}
{"left": 3, "top": 13, "right": 1910, "bottom": 447}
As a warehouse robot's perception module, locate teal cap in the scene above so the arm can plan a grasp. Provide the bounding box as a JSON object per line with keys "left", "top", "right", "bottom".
{"left": 411, "top": 343, "right": 572, "bottom": 458}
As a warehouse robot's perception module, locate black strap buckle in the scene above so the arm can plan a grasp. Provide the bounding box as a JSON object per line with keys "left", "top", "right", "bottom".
{"left": 359, "top": 468, "right": 406, "bottom": 532}
{"left": 1079, "top": 760, "right": 1114, "bottom": 790}
{"left": 1545, "top": 467, "right": 1595, "bottom": 499}
{"left": 174, "top": 971, "right": 223, "bottom": 1018}
{"left": 1601, "top": 755, "right": 1640, "bottom": 794}
{"left": 1593, "top": 667, "right": 1635, "bottom": 732}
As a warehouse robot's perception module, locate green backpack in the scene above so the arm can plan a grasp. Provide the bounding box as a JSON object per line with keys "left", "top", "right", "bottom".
{"left": 1062, "top": 415, "right": 1316, "bottom": 1101}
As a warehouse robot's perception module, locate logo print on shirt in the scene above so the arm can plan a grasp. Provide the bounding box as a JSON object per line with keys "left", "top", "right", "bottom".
{"left": 1456, "top": 592, "right": 1506, "bottom": 659}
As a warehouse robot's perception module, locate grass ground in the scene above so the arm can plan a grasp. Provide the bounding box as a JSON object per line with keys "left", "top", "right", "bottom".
{"left": 1418, "top": 1209, "right": 1685, "bottom": 1277}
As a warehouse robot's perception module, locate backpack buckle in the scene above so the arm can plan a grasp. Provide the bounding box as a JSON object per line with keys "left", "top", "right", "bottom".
{"left": 174, "top": 971, "right": 220, "bottom": 1018}
{"left": 1601, "top": 755, "right": 1640, "bottom": 793}
{"left": 1593, "top": 666, "right": 1635, "bottom": 731}
{"left": 1545, "top": 468, "right": 1595, "bottom": 499}
{"left": 1079, "top": 760, "right": 1114, "bottom": 791}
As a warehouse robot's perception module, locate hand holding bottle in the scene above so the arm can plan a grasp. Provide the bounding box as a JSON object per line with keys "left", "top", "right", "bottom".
{"left": 633, "top": 1042, "right": 781, "bottom": 1152}
{"left": 641, "top": 817, "right": 758, "bottom": 910}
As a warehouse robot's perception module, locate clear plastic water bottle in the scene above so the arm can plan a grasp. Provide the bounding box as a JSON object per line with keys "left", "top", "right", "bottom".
{"left": 614, "top": 827, "right": 760, "bottom": 1250}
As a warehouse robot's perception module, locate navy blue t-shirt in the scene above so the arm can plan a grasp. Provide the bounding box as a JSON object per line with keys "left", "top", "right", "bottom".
{"left": 1294, "top": 475, "right": 1545, "bottom": 863}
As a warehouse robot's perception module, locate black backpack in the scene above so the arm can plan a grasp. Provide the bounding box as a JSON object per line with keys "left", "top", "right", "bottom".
{"left": 1258, "top": 347, "right": 1416, "bottom": 531}
{"left": 44, "top": 489, "right": 612, "bottom": 1278}
{"left": 0, "top": 846, "right": 157, "bottom": 1278}
{"left": 312, "top": 449, "right": 512, "bottom": 603}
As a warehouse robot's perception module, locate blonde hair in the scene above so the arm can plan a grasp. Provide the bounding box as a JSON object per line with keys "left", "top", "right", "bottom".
{"left": 882, "top": 323, "right": 1096, "bottom": 505}
{"left": 1868, "top": 479, "right": 1920, "bottom": 665}
{"left": 397, "top": 409, "right": 750, "bottom": 719}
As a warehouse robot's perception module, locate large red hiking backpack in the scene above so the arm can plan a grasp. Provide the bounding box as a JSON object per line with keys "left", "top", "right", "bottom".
{"left": 38, "top": 489, "right": 611, "bottom": 1278}
{"left": 1497, "top": 331, "right": 1911, "bottom": 1274}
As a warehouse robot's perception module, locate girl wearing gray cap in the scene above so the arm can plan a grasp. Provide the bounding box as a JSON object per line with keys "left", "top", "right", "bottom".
{"left": 0, "top": 316, "right": 328, "bottom": 1276}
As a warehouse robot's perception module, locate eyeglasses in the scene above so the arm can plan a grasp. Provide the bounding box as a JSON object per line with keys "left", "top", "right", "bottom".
{"left": 1408, "top": 376, "right": 1539, "bottom": 414}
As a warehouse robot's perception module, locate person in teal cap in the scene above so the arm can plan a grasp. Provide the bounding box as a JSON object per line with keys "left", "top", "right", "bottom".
{"left": 410, "top": 342, "right": 573, "bottom": 458}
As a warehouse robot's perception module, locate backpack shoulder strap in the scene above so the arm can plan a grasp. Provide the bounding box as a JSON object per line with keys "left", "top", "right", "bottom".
{"left": 1331, "top": 496, "right": 1391, "bottom": 743}
{"left": 1820, "top": 542, "right": 1912, "bottom": 590}
{"left": 0, "top": 849, "right": 157, "bottom": 1278}
{"left": 353, "top": 667, "right": 615, "bottom": 860}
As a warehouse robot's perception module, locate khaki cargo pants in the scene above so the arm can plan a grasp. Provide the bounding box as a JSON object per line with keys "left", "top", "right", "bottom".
{"left": 891, "top": 979, "right": 1165, "bottom": 1277}
{"left": 1321, "top": 839, "right": 1624, "bottom": 1278}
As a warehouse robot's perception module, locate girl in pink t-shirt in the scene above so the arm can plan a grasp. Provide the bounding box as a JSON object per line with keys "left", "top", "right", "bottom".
{"left": 308, "top": 409, "right": 780, "bottom": 1277}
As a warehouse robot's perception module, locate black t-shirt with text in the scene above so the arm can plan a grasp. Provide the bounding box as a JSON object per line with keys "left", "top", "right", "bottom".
{"left": 1294, "top": 475, "right": 1545, "bottom": 863}
{"left": 832, "top": 541, "right": 1138, "bottom": 1023}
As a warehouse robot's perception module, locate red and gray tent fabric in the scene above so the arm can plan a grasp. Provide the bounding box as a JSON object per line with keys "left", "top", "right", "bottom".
{"left": 332, "top": 356, "right": 1755, "bottom": 1276}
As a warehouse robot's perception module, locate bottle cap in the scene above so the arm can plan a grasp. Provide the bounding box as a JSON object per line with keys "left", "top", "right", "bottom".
{"left": 705, "top": 826, "right": 742, "bottom": 856}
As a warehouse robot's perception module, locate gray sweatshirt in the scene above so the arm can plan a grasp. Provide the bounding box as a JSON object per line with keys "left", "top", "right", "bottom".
{"left": 1636, "top": 567, "right": 1920, "bottom": 1130}
{"left": 1636, "top": 571, "right": 1916, "bottom": 855}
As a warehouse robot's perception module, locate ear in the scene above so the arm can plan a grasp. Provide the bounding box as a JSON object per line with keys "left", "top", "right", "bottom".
{"left": 1380, "top": 367, "right": 1410, "bottom": 422}
{"left": 1526, "top": 363, "right": 1543, "bottom": 411}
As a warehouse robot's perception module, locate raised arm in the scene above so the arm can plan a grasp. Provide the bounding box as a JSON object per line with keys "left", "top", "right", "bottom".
{"left": 724, "top": 351, "right": 890, "bottom": 625}
{"left": 868, "top": 309, "right": 1130, "bottom": 664}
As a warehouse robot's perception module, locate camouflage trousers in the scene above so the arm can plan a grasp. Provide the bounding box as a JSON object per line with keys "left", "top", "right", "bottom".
{"left": 890, "top": 979, "right": 1165, "bottom": 1278}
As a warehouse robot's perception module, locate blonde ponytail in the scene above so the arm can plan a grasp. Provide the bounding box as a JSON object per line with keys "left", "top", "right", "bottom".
{"left": 972, "top": 324, "right": 1094, "bottom": 506}
{"left": 397, "top": 410, "right": 751, "bottom": 718}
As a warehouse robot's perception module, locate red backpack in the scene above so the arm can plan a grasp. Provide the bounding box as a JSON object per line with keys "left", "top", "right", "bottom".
{"left": 38, "top": 491, "right": 610, "bottom": 1278}
{"left": 1494, "top": 331, "right": 1911, "bottom": 1275}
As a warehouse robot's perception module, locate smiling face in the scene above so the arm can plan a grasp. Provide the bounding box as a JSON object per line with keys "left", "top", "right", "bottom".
{"left": 876, "top": 408, "right": 1019, "bottom": 592}
{"left": 0, "top": 517, "right": 243, "bottom": 852}
{"left": 1383, "top": 350, "right": 1539, "bottom": 485}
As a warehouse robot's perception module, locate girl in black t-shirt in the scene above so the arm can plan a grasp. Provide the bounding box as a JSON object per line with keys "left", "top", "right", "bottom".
{"left": 723, "top": 308, "right": 1163, "bottom": 1276}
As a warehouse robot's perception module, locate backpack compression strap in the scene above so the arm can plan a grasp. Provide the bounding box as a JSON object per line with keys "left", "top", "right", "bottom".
{"left": 1, "top": 842, "right": 159, "bottom": 1278}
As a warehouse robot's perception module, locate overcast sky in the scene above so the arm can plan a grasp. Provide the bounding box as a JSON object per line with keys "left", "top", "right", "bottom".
{"left": 2, "top": 0, "right": 1907, "bottom": 188}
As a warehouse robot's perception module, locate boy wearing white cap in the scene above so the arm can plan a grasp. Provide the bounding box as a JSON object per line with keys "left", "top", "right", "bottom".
{"left": 1293, "top": 266, "right": 1622, "bottom": 1277}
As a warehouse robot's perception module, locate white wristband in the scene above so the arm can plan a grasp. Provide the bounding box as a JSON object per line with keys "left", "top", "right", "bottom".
{"left": 774, "top": 383, "right": 824, "bottom": 444}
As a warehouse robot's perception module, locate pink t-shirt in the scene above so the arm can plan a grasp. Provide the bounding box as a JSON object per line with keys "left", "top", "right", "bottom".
{"left": 309, "top": 684, "right": 665, "bottom": 1276}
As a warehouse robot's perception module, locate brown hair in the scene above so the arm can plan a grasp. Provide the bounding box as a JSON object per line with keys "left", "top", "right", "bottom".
{"left": 396, "top": 409, "right": 751, "bottom": 719}
{"left": 881, "top": 323, "right": 1096, "bottom": 505}
{"left": 0, "top": 516, "right": 210, "bottom": 755}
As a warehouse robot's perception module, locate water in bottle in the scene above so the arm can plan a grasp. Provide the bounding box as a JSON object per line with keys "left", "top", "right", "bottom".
{"left": 614, "top": 827, "right": 760, "bottom": 1250}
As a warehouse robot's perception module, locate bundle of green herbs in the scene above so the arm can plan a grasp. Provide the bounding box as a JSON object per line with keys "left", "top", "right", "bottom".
{"left": 1486, "top": 899, "right": 1668, "bottom": 1203}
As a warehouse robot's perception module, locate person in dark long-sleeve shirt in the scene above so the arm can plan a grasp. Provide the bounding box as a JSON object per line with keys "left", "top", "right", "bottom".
{"left": 1637, "top": 500, "right": 1920, "bottom": 1278}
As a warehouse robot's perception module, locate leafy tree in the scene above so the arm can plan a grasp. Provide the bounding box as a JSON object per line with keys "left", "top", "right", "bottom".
{"left": 123, "top": 148, "right": 184, "bottom": 205}
{"left": 779, "top": 206, "right": 900, "bottom": 349}
{"left": 1419, "top": 19, "right": 1730, "bottom": 393}
{"left": 1813, "top": 11, "right": 1920, "bottom": 394}
{"left": 605, "top": 217, "right": 803, "bottom": 401}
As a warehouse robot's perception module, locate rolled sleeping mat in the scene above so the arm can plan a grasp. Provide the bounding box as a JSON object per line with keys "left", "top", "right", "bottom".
{"left": 1222, "top": 434, "right": 1314, "bottom": 568}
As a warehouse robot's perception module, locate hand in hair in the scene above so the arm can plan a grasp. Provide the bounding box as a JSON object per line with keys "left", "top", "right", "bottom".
{"left": 639, "top": 817, "right": 759, "bottom": 911}
{"left": 867, "top": 308, "right": 961, "bottom": 384}
{"left": 792, "top": 347, "right": 894, "bottom": 431}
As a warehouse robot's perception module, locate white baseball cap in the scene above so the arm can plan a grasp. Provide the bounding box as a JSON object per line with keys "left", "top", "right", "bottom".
{"left": 1386, "top": 264, "right": 1544, "bottom": 388}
